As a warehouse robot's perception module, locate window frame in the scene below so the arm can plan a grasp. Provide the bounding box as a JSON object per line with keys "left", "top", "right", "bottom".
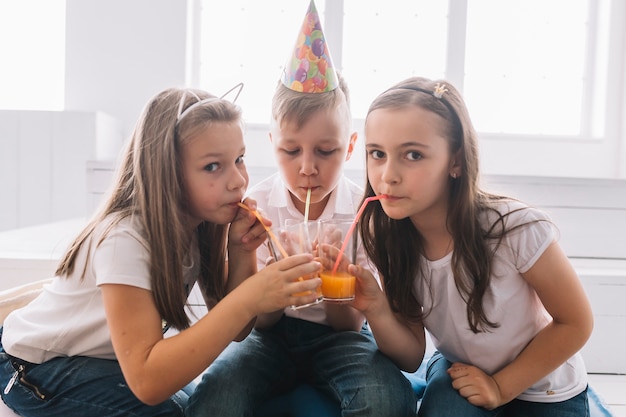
{"left": 194, "top": 0, "right": 626, "bottom": 178}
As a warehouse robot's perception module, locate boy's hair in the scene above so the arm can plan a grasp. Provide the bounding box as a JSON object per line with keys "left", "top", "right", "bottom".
{"left": 271, "top": 72, "right": 352, "bottom": 135}
{"left": 56, "top": 88, "right": 242, "bottom": 330}
{"left": 360, "top": 76, "right": 530, "bottom": 333}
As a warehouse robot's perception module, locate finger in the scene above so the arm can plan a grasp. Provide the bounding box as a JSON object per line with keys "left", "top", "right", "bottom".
{"left": 273, "top": 253, "right": 316, "bottom": 270}
{"left": 288, "top": 284, "right": 323, "bottom": 308}
{"left": 289, "top": 277, "right": 322, "bottom": 293}
{"left": 240, "top": 197, "right": 257, "bottom": 212}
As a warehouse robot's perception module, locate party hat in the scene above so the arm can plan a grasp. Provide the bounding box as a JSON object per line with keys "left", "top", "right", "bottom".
{"left": 281, "top": 0, "right": 339, "bottom": 93}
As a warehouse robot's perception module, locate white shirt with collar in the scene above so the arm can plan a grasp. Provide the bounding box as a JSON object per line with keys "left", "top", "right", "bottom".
{"left": 246, "top": 172, "right": 370, "bottom": 325}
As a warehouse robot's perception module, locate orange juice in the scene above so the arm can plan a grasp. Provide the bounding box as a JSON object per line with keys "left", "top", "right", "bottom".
{"left": 320, "top": 271, "right": 355, "bottom": 301}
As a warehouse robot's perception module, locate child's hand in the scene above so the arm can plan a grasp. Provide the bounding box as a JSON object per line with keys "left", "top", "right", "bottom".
{"left": 248, "top": 254, "right": 322, "bottom": 313}
{"left": 447, "top": 362, "right": 502, "bottom": 410}
{"left": 230, "top": 198, "right": 272, "bottom": 252}
{"left": 349, "top": 264, "right": 386, "bottom": 315}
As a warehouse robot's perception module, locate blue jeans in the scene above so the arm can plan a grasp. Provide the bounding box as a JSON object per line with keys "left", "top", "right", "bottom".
{"left": 187, "top": 316, "right": 417, "bottom": 417}
{"left": 417, "top": 351, "right": 589, "bottom": 417}
{"left": 0, "top": 327, "right": 194, "bottom": 417}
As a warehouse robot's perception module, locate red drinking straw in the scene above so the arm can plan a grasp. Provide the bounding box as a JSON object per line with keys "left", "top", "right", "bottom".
{"left": 331, "top": 194, "right": 388, "bottom": 275}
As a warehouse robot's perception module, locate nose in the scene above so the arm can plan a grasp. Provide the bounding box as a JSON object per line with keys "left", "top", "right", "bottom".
{"left": 299, "top": 152, "right": 318, "bottom": 176}
{"left": 380, "top": 160, "right": 400, "bottom": 185}
{"left": 228, "top": 166, "right": 248, "bottom": 191}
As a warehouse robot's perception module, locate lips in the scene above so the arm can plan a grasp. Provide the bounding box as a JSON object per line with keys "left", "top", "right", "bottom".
{"left": 382, "top": 194, "right": 401, "bottom": 201}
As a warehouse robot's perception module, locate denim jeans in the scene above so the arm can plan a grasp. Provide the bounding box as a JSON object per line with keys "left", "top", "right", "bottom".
{"left": 417, "top": 351, "right": 590, "bottom": 417}
{"left": 187, "top": 316, "right": 417, "bottom": 417}
{"left": 0, "top": 327, "right": 194, "bottom": 417}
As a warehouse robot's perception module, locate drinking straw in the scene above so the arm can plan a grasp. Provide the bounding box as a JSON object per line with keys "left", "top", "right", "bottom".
{"left": 302, "top": 188, "right": 312, "bottom": 244}
{"left": 237, "top": 203, "right": 288, "bottom": 258}
{"left": 304, "top": 188, "right": 312, "bottom": 223}
{"left": 331, "top": 194, "right": 388, "bottom": 275}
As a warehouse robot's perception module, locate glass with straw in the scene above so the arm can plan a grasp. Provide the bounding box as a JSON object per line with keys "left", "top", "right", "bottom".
{"left": 317, "top": 195, "right": 388, "bottom": 303}
{"left": 277, "top": 218, "right": 323, "bottom": 309}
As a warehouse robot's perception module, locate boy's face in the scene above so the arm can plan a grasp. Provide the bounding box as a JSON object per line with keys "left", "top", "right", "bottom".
{"left": 270, "top": 108, "right": 356, "bottom": 219}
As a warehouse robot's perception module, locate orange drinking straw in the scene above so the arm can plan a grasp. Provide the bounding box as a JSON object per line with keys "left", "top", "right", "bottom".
{"left": 237, "top": 202, "right": 288, "bottom": 258}
{"left": 331, "top": 194, "right": 388, "bottom": 275}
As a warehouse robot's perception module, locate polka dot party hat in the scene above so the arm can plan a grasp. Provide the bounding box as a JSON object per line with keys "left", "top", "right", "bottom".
{"left": 280, "top": 0, "right": 339, "bottom": 93}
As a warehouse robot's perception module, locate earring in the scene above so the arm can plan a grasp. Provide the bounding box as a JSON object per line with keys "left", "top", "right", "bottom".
{"left": 451, "top": 172, "right": 457, "bottom": 179}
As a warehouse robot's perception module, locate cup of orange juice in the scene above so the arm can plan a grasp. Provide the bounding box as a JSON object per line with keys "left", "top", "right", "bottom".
{"left": 318, "top": 219, "right": 357, "bottom": 303}
{"left": 274, "top": 220, "right": 323, "bottom": 309}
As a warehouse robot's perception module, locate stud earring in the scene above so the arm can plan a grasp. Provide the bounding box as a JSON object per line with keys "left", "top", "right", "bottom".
{"left": 451, "top": 172, "right": 457, "bottom": 179}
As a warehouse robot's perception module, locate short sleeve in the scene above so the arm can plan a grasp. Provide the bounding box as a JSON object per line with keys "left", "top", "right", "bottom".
{"left": 500, "top": 203, "right": 556, "bottom": 274}
{"left": 93, "top": 225, "right": 152, "bottom": 291}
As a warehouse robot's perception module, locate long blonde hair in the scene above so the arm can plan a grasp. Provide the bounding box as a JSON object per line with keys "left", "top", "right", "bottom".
{"left": 56, "top": 88, "right": 243, "bottom": 329}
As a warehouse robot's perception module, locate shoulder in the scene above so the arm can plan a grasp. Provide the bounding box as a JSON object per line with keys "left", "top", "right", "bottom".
{"left": 481, "top": 198, "right": 556, "bottom": 271}
{"left": 481, "top": 198, "right": 551, "bottom": 230}
{"left": 93, "top": 214, "right": 150, "bottom": 254}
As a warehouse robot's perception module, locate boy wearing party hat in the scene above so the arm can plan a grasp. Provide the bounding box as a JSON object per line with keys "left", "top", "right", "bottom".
{"left": 187, "top": 2, "right": 416, "bottom": 416}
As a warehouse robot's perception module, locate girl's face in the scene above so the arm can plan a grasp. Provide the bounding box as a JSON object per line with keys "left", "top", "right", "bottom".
{"left": 365, "top": 105, "right": 458, "bottom": 228}
{"left": 180, "top": 121, "right": 248, "bottom": 228}
{"left": 270, "top": 108, "right": 356, "bottom": 220}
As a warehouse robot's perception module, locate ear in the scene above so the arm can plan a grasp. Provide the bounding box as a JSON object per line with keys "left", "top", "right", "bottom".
{"left": 268, "top": 132, "right": 273, "bottom": 144}
{"left": 345, "top": 132, "right": 358, "bottom": 162}
{"left": 449, "top": 149, "right": 462, "bottom": 178}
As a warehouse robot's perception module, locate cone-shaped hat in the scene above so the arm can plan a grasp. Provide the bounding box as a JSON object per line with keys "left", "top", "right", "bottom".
{"left": 280, "top": 0, "right": 339, "bottom": 93}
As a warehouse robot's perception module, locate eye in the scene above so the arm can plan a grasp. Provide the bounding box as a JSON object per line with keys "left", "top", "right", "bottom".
{"left": 368, "top": 149, "right": 385, "bottom": 160}
{"left": 236, "top": 155, "right": 245, "bottom": 164}
{"left": 406, "top": 151, "right": 423, "bottom": 161}
{"left": 317, "top": 148, "right": 337, "bottom": 157}
{"left": 281, "top": 148, "right": 300, "bottom": 156}
{"left": 204, "top": 162, "right": 219, "bottom": 172}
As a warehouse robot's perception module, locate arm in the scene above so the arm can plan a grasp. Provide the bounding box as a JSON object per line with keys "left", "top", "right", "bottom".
{"left": 102, "top": 254, "right": 322, "bottom": 406}
{"left": 448, "top": 241, "right": 594, "bottom": 409}
{"left": 224, "top": 198, "right": 273, "bottom": 338}
{"left": 349, "top": 264, "right": 426, "bottom": 371}
{"left": 252, "top": 241, "right": 286, "bottom": 329}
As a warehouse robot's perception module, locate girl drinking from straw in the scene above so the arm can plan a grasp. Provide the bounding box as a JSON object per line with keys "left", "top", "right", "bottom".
{"left": 350, "top": 76, "right": 593, "bottom": 416}
{"left": 0, "top": 86, "right": 321, "bottom": 417}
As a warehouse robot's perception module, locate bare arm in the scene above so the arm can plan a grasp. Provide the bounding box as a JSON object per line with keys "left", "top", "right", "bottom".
{"left": 102, "top": 254, "right": 322, "bottom": 405}
{"left": 349, "top": 264, "right": 426, "bottom": 371}
{"left": 224, "top": 198, "right": 273, "bottom": 338}
{"left": 448, "top": 241, "right": 594, "bottom": 409}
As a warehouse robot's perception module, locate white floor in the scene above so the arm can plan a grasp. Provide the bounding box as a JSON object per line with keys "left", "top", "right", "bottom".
{"left": 588, "top": 374, "right": 626, "bottom": 416}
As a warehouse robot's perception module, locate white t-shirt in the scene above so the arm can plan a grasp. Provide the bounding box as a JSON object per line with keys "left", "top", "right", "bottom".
{"left": 246, "top": 173, "right": 370, "bottom": 325}
{"left": 2, "top": 215, "right": 199, "bottom": 363}
{"left": 414, "top": 199, "right": 587, "bottom": 403}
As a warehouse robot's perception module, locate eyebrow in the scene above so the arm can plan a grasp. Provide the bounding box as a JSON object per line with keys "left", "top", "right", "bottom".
{"left": 197, "top": 146, "right": 246, "bottom": 160}
{"left": 366, "top": 141, "right": 431, "bottom": 149}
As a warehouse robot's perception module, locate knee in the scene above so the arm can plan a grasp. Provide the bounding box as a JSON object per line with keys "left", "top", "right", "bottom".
{"left": 186, "top": 375, "right": 249, "bottom": 417}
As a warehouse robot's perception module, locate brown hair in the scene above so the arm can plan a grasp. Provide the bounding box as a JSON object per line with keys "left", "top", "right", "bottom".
{"left": 56, "top": 88, "right": 242, "bottom": 330}
{"left": 359, "top": 76, "right": 527, "bottom": 333}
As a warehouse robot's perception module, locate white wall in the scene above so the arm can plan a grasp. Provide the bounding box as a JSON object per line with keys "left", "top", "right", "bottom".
{"left": 0, "top": 110, "right": 122, "bottom": 231}
{"left": 0, "top": 0, "right": 193, "bottom": 232}
{"left": 64, "top": 0, "right": 191, "bottom": 137}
